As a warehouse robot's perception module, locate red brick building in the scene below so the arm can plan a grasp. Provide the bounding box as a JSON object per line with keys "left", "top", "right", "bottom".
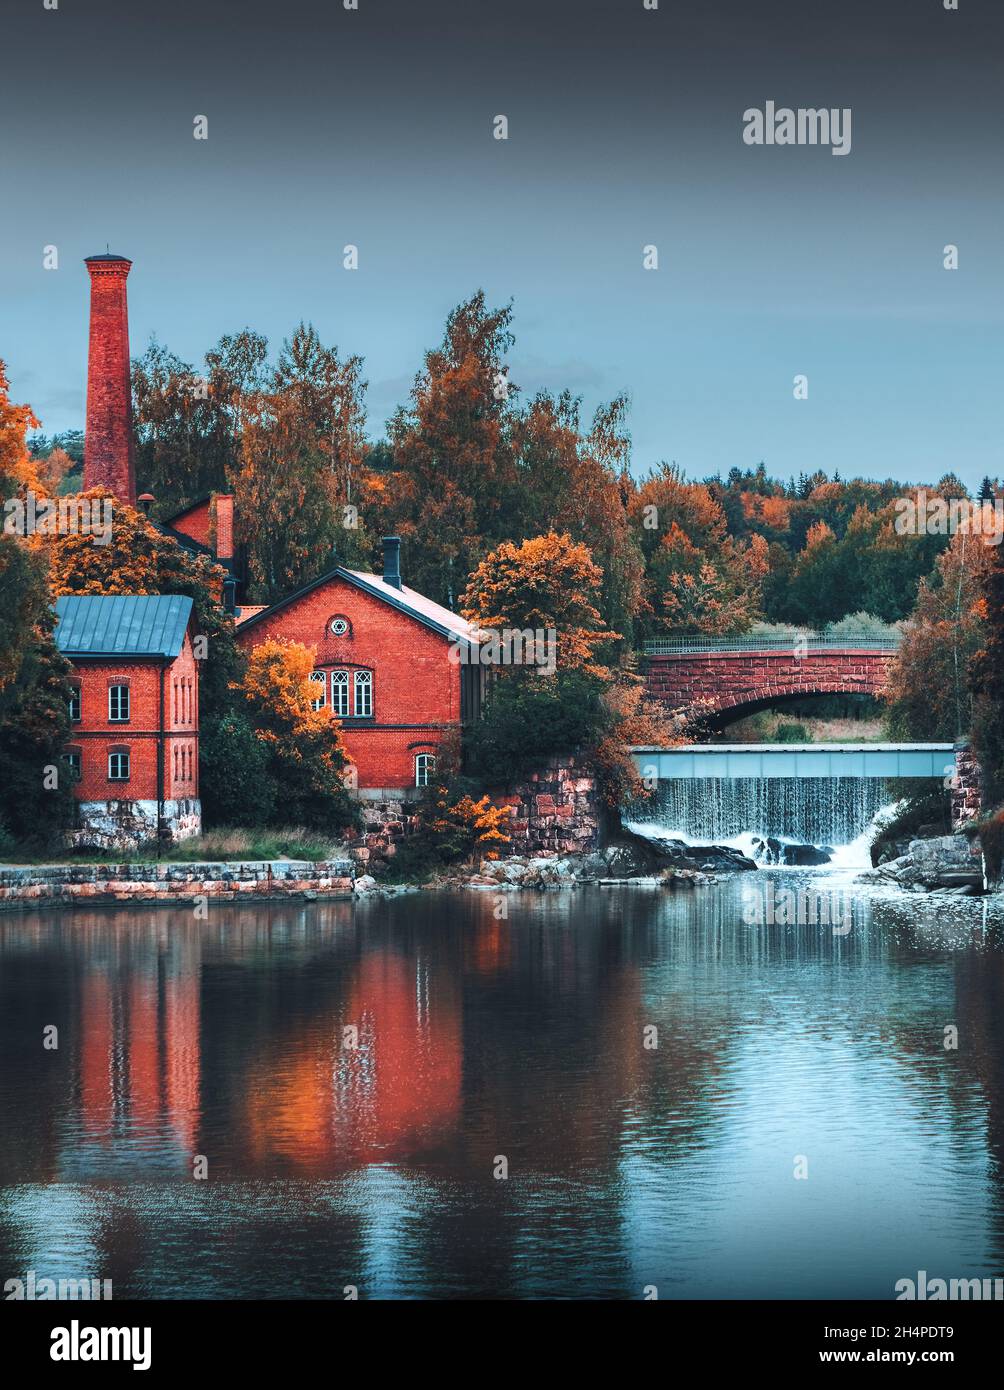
{"left": 235, "top": 538, "right": 484, "bottom": 793}
{"left": 55, "top": 594, "right": 201, "bottom": 849}
{"left": 78, "top": 249, "right": 481, "bottom": 806}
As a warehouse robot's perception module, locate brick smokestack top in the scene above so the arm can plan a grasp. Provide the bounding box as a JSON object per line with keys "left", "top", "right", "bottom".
{"left": 214, "top": 494, "right": 235, "bottom": 561}
{"left": 84, "top": 253, "right": 136, "bottom": 506}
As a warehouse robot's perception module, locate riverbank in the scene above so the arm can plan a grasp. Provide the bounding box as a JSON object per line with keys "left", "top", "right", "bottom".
{"left": 0, "top": 859, "right": 356, "bottom": 912}
{"left": 0, "top": 842, "right": 736, "bottom": 912}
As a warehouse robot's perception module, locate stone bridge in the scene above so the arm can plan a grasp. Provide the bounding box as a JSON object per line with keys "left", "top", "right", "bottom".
{"left": 644, "top": 632, "right": 897, "bottom": 724}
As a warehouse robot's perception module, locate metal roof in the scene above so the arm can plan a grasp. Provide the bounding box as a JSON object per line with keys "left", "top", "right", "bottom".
{"left": 53, "top": 595, "right": 193, "bottom": 659}
{"left": 235, "top": 566, "right": 483, "bottom": 647}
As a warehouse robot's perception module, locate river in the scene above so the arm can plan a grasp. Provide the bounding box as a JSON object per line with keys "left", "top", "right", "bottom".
{"left": 2, "top": 871, "right": 1003, "bottom": 1299}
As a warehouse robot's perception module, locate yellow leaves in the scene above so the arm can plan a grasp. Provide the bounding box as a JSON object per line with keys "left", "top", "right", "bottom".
{"left": 461, "top": 530, "right": 617, "bottom": 674}
{"left": 244, "top": 638, "right": 326, "bottom": 731}
{"left": 425, "top": 790, "right": 513, "bottom": 858}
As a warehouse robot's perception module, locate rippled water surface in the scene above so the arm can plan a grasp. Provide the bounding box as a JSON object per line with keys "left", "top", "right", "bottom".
{"left": 2, "top": 880, "right": 1003, "bottom": 1299}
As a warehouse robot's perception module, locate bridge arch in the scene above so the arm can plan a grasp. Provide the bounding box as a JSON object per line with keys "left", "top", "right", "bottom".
{"left": 645, "top": 638, "right": 894, "bottom": 723}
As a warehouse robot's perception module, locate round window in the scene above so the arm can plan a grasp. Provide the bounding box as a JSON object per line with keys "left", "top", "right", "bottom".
{"left": 330, "top": 617, "right": 350, "bottom": 636}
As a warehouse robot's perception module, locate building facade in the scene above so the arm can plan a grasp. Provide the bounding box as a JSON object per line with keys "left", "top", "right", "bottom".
{"left": 77, "top": 250, "right": 480, "bottom": 804}
{"left": 234, "top": 538, "right": 484, "bottom": 794}
{"left": 55, "top": 594, "right": 201, "bottom": 849}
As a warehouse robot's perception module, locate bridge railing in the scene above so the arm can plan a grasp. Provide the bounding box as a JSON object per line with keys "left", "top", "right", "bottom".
{"left": 642, "top": 630, "right": 902, "bottom": 655}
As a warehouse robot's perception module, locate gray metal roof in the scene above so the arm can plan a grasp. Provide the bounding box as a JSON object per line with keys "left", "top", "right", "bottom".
{"left": 54, "top": 595, "right": 193, "bottom": 659}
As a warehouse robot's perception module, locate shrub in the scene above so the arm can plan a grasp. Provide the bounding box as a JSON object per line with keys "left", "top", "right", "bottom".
{"left": 776, "top": 722, "right": 810, "bottom": 743}
{"left": 464, "top": 670, "right": 610, "bottom": 784}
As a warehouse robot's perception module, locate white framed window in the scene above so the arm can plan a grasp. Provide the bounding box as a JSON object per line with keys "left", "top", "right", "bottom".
{"left": 309, "top": 671, "right": 326, "bottom": 710}
{"left": 329, "top": 616, "right": 351, "bottom": 637}
{"left": 415, "top": 752, "right": 436, "bottom": 787}
{"left": 353, "top": 669, "right": 373, "bottom": 717}
{"left": 108, "top": 684, "right": 130, "bottom": 722}
{"left": 69, "top": 686, "right": 81, "bottom": 722}
{"left": 64, "top": 750, "right": 81, "bottom": 782}
{"left": 108, "top": 750, "right": 130, "bottom": 781}
{"left": 331, "top": 669, "right": 350, "bottom": 717}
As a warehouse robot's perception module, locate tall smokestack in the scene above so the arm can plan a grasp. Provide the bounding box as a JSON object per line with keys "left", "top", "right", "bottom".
{"left": 83, "top": 253, "right": 136, "bottom": 505}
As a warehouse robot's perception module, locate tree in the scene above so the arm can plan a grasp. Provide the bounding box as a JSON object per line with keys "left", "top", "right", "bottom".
{"left": 885, "top": 529, "right": 996, "bottom": 740}
{"left": 46, "top": 490, "right": 241, "bottom": 719}
{"left": 0, "top": 361, "right": 75, "bottom": 846}
{"left": 240, "top": 639, "right": 359, "bottom": 830}
{"left": 380, "top": 291, "right": 517, "bottom": 605}
{"left": 232, "top": 325, "right": 370, "bottom": 601}
{"left": 461, "top": 531, "right": 616, "bottom": 675}
{"left": 970, "top": 536, "right": 1004, "bottom": 805}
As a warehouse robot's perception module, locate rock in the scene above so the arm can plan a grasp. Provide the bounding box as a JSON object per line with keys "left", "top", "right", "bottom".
{"left": 751, "top": 836, "right": 831, "bottom": 866}
{"left": 606, "top": 827, "right": 756, "bottom": 875}
{"left": 353, "top": 874, "right": 377, "bottom": 893}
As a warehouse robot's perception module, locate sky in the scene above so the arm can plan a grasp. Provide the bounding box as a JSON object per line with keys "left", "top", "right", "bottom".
{"left": 1, "top": 0, "right": 1002, "bottom": 488}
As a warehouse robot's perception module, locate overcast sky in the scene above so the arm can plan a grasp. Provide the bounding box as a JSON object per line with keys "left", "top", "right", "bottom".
{"left": 1, "top": 0, "right": 1001, "bottom": 487}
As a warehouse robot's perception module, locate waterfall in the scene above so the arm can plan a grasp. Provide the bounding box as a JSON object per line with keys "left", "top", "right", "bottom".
{"left": 624, "top": 776, "right": 889, "bottom": 848}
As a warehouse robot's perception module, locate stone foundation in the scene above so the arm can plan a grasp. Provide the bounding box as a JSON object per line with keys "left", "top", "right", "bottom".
{"left": 0, "top": 857, "right": 355, "bottom": 912}
{"left": 951, "top": 743, "right": 982, "bottom": 829}
{"left": 67, "top": 798, "right": 202, "bottom": 852}
{"left": 488, "top": 757, "right": 602, "bottom": 856}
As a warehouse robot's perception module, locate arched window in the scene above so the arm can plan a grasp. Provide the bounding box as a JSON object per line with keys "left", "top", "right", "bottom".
{"left": 330, "top": 669, "right": 350, "bottom": 717}
{"left": 309, "top": 671, "right": 326, "bottom": 710}
{"left": 415, "top": 752, "right": 436, "bottom": 787}
{"left": 353, "top": 669, "right": 373, "bottom": 717}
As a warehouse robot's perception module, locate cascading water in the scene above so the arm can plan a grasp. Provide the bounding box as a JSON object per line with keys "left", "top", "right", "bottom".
{"left": 624, "top": 776, "right": 890, "bottom": 856}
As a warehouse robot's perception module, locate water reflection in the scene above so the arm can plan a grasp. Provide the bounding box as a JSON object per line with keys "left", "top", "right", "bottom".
{"left": 1, "top": 882, "right": 1003, "bottom": 1298}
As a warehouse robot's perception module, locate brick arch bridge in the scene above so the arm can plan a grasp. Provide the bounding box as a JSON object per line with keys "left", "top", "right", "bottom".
{"left": 644, "top": 635, "right": 896, "bottom": 724}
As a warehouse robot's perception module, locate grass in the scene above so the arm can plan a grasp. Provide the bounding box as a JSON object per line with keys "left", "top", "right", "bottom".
{"left": 721, "top": 711, "right": 887, "bottom": 744}
{"left": 0, "top": 826, "right": 347, "bottom": 866}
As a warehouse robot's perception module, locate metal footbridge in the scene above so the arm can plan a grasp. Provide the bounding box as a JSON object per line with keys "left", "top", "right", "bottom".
{"left": 630, "top": 743, "right": 955, "bottom": 780}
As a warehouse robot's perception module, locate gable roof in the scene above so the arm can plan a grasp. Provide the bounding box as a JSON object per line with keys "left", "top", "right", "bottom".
{"left": 235, "top": 566, "right": 482, "bottom": 647}
{"left": 54, "top": 595, "right": 194, "bottom": 659}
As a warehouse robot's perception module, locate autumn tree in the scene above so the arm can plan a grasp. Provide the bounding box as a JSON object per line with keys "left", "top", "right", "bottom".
{"left": 376, "top": 291, "right": 517, "bottom": 605}
{"left": 461, "top": 530, "right": 616, "bottom": 674}
{"left": 970, "top": 535, "right": 1004, "bottom": 805}
{"left": 629, "top": 464, "right": 765, "bottom": 636}
{"left": 233, "top": 325, "right": 371, "bottom": 601}
{"left": 47, "top": 490, "right": 241, "bottom": 718}
{"left": 507, "top": 390, "right": 645, "bottom": 645}
{"left": 0, "top": 361, "right": 75, "bottom": 846}
{"left": 239, "top": 639, "right": 358, "bottom": 830}
{"left": 885, "top": 528, "right": 997, "bottom": 740}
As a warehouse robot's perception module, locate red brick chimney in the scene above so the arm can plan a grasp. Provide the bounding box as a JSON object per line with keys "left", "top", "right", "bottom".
{"left": 214, "top": 494, "right": 235, "bottom": 561}
{"left": 83, "top": 253, "right": 136, "bottom": 506}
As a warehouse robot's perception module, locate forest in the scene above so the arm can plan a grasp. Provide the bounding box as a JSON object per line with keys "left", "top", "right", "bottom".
{"left": 4, "top": 290, "right": 1004, "bottom": 852}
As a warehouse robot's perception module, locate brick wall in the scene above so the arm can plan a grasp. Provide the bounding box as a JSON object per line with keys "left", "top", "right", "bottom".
{"left": 646, "top": 648, "right": 892, "bottom": 717}
{"left": 236, "top": 575, "right": 461, "bottom": 789}
{"left": 66, "top": 632, "right": 200, "bottom": 847}
{"left": 166, "top": 497, "right": 212, "bottom": 549}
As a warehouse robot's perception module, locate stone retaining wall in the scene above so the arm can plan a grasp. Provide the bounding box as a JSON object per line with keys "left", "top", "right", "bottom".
{"left": 0, "top": 859, "right": 356, "bottom": 912}
{"left": 489, "top": 757, "right": 602, "bottom": 856}
{"left": 951, "top": 743, "right": 982, "bottom": 829}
